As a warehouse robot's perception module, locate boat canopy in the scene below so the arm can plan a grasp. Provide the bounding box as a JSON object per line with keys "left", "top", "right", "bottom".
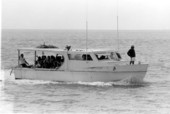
{"left": 18, "top": 48, "right": 66, "bottom": 52}
{"left": 17, "top": 48, "right": 116, "bottom": 54}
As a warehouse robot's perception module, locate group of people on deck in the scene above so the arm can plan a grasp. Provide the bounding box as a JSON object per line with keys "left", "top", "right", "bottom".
{"left": 19, "top": 54, "right": 64, "bottom": 68}
{"left": 35, "top": 54, "right": 64, "bottom": 68}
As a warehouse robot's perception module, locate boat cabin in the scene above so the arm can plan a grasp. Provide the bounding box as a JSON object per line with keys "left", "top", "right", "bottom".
{"left": 17, "top": 48, "right": 122, "bottom": 71}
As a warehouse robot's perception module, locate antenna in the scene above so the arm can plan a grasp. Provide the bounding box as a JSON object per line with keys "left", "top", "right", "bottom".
{"left": 117, "top": 0, "right": 120, "bottom": 51}
{"left": 86, "top": 0, "right": 88, "bottom": 61}
{"left": 86, "top": 7, "right": 88, "bottom": 53}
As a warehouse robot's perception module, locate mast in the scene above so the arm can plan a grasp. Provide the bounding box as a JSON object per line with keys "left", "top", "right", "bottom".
{"left": 117, "top": 0, "right": 120, "bottom": 51}
{"left": 86, "top": 0, "right": 88, "bottom": 61}
{"left": 86, "top": 9, "right": 88, "bottom": 55}
{"left": 117, "top": 15, "right": 119, "bottom": 51}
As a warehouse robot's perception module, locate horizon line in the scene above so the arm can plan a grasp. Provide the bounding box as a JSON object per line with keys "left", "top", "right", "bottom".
{"left": 1, "top": 28, "right": 170, "bottom": 31}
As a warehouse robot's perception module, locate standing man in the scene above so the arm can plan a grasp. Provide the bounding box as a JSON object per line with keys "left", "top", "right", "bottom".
{"left": 127, "top": 45, "right": 136, "bottom": 65}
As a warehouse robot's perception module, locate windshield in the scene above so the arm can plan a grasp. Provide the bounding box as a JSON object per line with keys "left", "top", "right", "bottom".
{"left": 95, "top": 52, "right": 121, "bottom": 61}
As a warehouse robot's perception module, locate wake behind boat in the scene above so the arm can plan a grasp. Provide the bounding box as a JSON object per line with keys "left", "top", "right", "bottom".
{"left": 13, "top": 46, "right": 148, "bottom": 82}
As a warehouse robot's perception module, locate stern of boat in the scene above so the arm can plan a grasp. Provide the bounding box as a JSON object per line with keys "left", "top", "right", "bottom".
{"left": 14, "top": 67, "right": 22, "bottom": 79}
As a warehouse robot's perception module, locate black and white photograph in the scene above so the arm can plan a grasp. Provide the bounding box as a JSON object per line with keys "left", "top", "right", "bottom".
{"left": 1, "top": 0, "right": 170, "bottom": 113}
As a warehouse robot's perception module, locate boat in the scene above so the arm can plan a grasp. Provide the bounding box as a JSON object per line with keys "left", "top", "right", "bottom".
{"left": 13, "top": 1, "right": 148, "bottom": 83}
{"left": 13, "top": 47, "right": 148, "bottom": 82}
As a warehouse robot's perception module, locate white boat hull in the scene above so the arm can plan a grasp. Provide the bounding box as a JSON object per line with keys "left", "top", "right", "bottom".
{"left": 14, "top": 64, "right": 148, "bottom": 82}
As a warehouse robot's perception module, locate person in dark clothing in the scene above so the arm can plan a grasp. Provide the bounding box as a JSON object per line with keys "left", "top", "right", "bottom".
{"left": 50, "top": 55, "right": 57, "bottom": 68}
{"left": 127, "top": 45, "right": 136, "bottom": 65}
{"left": 46, "top": 56, "right": 51, "bottom": 68}
{"left": 42, "top": 56, "right": 47, "bottom": 68}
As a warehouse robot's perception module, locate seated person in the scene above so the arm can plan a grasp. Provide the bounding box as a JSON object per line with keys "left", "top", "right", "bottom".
{"left": 82, "top": 54, "right": 87, "bottom": 60}
{"left": 35, "top": 56, "right": 42, "bottom": 68}
{"left": 99, "top": 55, "right": 105, "bottom": 60}
{"left": 19, "top": 54, "right": 29, "bottom": 67}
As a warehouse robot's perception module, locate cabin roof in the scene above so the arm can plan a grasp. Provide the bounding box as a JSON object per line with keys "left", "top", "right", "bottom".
{"left": 18, "top": 48, "right": 116, "bottom": 54}
{"left": 18, "top": 48, "right": 66, "bottom": 52}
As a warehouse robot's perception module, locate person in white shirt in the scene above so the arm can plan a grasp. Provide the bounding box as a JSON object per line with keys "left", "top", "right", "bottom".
{"left": 19, "top": 54, "right": 29, "bottom": 67}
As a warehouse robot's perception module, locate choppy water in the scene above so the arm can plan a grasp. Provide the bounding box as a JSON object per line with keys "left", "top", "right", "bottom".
{"left": 1, "top": 29, "right": 170, "bottom": 113}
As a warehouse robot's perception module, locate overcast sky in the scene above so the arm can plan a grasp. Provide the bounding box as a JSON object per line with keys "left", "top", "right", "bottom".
{"left": 2, "top": 0, "right": 170, "bottom": 30}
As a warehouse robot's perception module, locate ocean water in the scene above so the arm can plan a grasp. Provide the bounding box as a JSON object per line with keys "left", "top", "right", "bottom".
{"left": 1, "top": 29, "right": 170, "bottom": 114}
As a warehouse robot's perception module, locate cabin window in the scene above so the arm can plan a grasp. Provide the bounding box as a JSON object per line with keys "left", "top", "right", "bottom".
{"left": 116, "top": 52, "right": 121, "bottom": 59}
{"left": 95, "top": 52, "right": 121, "bottom": 61}
{"left": 110, "top": 52, "right": 121, "bottom": 61}
{"left": 68, "top": 54, "right": 93, "bottom": 61}
{"left": 82, "top": 54, "right": 93, "bottom": 61}
{"left": 95, "top": 54, "right": 110, "bottom": 60}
